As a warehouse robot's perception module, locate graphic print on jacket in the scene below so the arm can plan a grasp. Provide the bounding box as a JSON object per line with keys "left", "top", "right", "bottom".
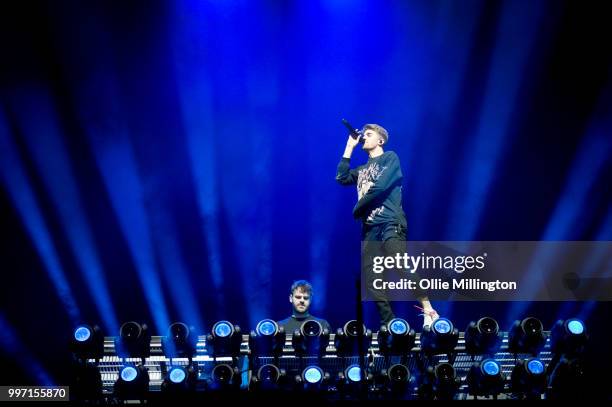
{"left": 357, "top": 162, "right": 387, "bottom": 222}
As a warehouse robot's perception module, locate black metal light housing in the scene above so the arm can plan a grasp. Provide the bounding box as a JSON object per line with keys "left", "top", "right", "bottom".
{"left": 207, "top": 363, "right": 241, "bottom": 390}
{"left": 295, "top": 366, "right": 330, "bottom": 391}
{"left": 467, "top": 358, "right": 505, "bottom": 397}
{"left": 162, "top": 322, "right": 198, "bottom": 358}
{"left": 550, "top": 318, "right": 587, "bottom": 357}
{"left": 419, "top": 362, "right": 460, "bottom": 400}
{"left": 336, "top": 364, "right": 373, "bottom": 394}
{"left": 115, "top": 321, "right": 150, "bottom": 359}
{"left": 114, "top": 364, "right": 149, "bottom": 401}
{"left": 70, "top": 324, "right": 104, "bottom": 361}
{"left": 334, "top": 320, "right": 372, "bottom": 355}
{"left": 510, "top": 358, "right": 547, "bottom": 398}
{"left": 206, "top": 320, "right": 242, "bottom": 357}
{"left": 508, "top": 317, "right": 547, "bottom": 355}
{"left": 161, "top": 365, "right": 198, "bottom": 393}
{"left": 251, "top": 363, "right": 286, "bottom": 390}
{"left": 464, "top": 317, "right": 503, "bottom": 355}
{"left": 292, "top": 319, "right": 330, "bottom": 355}
{"left": 249, "top": 319, "right": 286, "bottom": 356}
{"left": 379, "top": 363, "right": 411, "bottom": 394}
{"left": 377, "top": 318, "right": 416, "bottom": 355}
{"left": 420, "top": 318, "right": 459, "bottom": 355}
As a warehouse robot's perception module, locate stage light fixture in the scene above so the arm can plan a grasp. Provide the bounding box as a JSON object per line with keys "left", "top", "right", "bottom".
{"left": 207, "top": 363, "right": 241, "bottom": 390}
{"left": 121, "top": 366, "right": 138, "bottom": 382}
{"left": 508, "top": 317, "right": 546, "bottom": 355}
{"left": 294, "top": 366, "right": 330, "bottom": 391}
{"left": 252, "top": 363, "right": 286, "bottom": 390}
{"left": 377, "top": 318, "right": 416, "bottom": 355}
{"left": 75, "top": 326, "right": 91, "bottom": 342}
{"left": 346, "top": 365, "right": 362, "bottom": 383}
{"left": 70, "top": 324, "right": 104, "bottom": 361}
{"left": 510, "top": 358, "right": 547, "bottom": 398}
{"left": 334, "top": 320, "right": 372, "bottom": 355}
{"left": 550, "top": 318, "right": 587, "bottom": 356}
{"left": 419, "top": 362, "right": 459, "bottom": 400}
{"left": 162, "top": 322, "right": 197, "bottom": 358}
{"left": 206, "top": 320, "right": 242, "bottom": 356}
{"left": 467, "top": 358, "right": 505, "bottom": 397}
{"left": 303, "top": 366, "right": 323, "bottom": 384}
{"left": 388, "top": 364, "right": 410, "bottom": 383}
{"left": 337, "top": 363, "right": 372, "bottom": 392}
{"left": 465, "top": 317, "right": 503, "bottom": 355}
{"left": 114, "top": 321, "right": 150, "bottom": 359}
{"left": 161, "top": 365, "right": 197, "bottom": 393}
{"left": 292, "top": 319, "right": 329, "bottom": 355}
{"left": 114, "top": 364, "right": 149, "bottom": 400}
{"left": 433, "top": 363, "right": 459, "bottom": 399}
{"left": 249, "top": 319, "right": 285, "bottom": 356}
{"left": 257, "top": 319, "right": 278, "bottom": 336}
{"left": 379, "top": 364, "right": 411, "bottom": 394}
{"left": 169, "top": 367, "right": 186, "bottom": 383}
{"left": 420, "top": 318, "right": 459, "bottom": 355}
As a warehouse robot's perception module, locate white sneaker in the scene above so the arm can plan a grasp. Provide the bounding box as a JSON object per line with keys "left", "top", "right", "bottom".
{"left": 423, "top": 310, "right": 440, "bottom": 328}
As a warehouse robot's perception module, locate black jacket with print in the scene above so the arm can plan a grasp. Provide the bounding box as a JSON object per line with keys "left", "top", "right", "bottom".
{"left": 336, "top": 151, "right": 407, "bottom": 227}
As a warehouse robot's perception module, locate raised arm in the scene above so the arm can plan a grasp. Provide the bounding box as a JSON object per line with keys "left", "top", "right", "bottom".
{"left": 335, "top": 135, "right": 360, "bottom": 185}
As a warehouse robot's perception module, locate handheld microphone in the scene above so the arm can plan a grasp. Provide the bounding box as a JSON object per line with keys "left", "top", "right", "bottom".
{"left": 342, "top": 119, "right": 364, "bottom": 143}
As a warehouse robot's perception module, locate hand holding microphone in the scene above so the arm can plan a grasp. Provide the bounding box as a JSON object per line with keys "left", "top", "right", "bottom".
{"left": 342, "top": 119, "right": 364, "bottom": 143}
{"left": 342, "top": 118, "right": 362, "bottom": 158}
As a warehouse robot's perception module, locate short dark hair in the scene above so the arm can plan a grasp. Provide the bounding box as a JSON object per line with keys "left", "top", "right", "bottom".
{"left": 361, "top": 123, "right": 389, "bottom": 144}
{"left": 290, "top": 280, "right": 313, "bottom": 297}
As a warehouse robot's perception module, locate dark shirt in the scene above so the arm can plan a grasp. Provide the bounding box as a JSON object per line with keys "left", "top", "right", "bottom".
{"left": 336, "top": 151, "right": 407, "bottom": 227}
{"left": 277, "top": 312, "right": 331, "bottom": 335}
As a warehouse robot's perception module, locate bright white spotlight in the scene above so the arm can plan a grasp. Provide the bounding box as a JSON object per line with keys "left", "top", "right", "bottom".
{"left": 169, "top": 367, "right": 186, "bottom": 384}
{"left": 303, "top": 366, "right": 323, "bottom": 384}
{"left": 120, "top": 366, "right": 138, "bottom": 382}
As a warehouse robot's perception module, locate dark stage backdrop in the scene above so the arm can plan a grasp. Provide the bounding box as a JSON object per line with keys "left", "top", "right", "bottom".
{"left": 0, "top": 0, "right": 610, "bottom": 389}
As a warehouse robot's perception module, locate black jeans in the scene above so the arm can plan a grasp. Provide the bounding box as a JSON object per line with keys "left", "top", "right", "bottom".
{"left": 362, "top": 222, "right": 407, "bottom": 326}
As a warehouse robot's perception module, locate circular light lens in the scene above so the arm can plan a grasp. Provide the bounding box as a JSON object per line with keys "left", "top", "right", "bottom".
{"left": 303, "top": 366, "right": 323, "bottom": 384}
{"left": 258, "top": 364, "right": 280, "bottom": 382}
{"left": 212, "top": 364, "right": 233, "bottom": 383}
{"left": 344, "top": 320, "right": 364, "bottom": 337}
{"left": 478, "top": 317, "right": 499, "bottom": 334}
{"left": 435, "top": 363, "right": 455, "bottom": 380}
{"left": 389, "top": 318, "right": 408, "bottom": 335}
{"left": 213, "top": 321, "right": 232, "bottom": 338}
{"left": 301, "top": 320, "right": 322, "bottom": 337}
{"left": 74, "top": 326, "right": 91, "bottom": 342}
{"left": 482, "top": 360, "right": 500, "bottom": 376}
{"left": 388, "top": 364, "right": 410, "bottom": 382}
{"left": 257, "top": 319, "right": 277, "bottom": 336}
{"left": 522, "top": 317, "right": 543, "bottom": 335}
{"left": 169, "top": 322, "right": 189, "bottom": 341}
{"left": 169, "top": 367, "right": 186, "bottom": 383}
{"left": 346, "top": 365, "right": 362, "bottom": 382}
{"left": 567, "top": 319, "right": 584, "bottom": 335}
{"left": 527, "top": 359, "right": 544, "bottom": 375}
{"left": 120, "top": 366, "right": 138, "bottom": 382}
{"left": 433, "top": 318, "right": 452, "bottom": 334}
{"left": 120, "top": 322, "right": 142, "bottom": 339}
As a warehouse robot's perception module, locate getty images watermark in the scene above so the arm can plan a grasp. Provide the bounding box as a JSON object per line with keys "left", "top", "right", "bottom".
{"left": 361, "top": 241, "right": 612, "bottom": 301}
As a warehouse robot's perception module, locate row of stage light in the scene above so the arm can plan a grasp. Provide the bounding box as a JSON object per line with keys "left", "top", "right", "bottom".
{"left": 70, "top": 316, "right": 587, "bottom": 400}
{"left": 71, "top": 316, "right": 587, "bottom": 358}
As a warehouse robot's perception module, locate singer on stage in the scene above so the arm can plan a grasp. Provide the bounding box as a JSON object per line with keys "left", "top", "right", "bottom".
{"left": 336, "top": 123, "right": 439, "bottom": 327}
